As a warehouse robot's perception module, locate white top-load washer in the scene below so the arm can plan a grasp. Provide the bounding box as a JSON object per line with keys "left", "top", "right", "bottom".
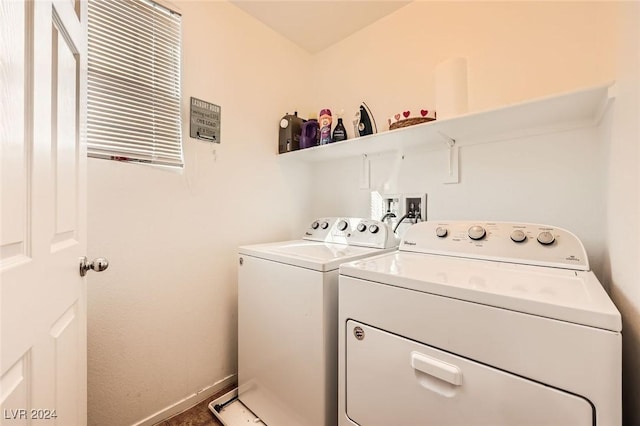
{"left": 212, "top": 217, "right": 398, "bottom": 426}
{"left": 338, "top": 221, "right": 621, "bottom": 426}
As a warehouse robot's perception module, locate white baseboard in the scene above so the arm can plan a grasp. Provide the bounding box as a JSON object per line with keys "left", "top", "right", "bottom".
{"left": 132, "top": 374, "right": 237, "bottom": 426}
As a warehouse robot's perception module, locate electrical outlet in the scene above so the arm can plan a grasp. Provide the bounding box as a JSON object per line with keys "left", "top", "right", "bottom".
{"left": 403, "top": 193, "right": 427, "bottom": 222}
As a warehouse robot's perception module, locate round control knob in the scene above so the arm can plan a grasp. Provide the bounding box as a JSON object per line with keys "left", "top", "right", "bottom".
{"left": 320, "top": 221, "right": 329, "bottom": 230}
{"left": 311, "top": 221, "right": 319, "bottom": 230}
{"left": 435, "top": 227, "right": 448, "bottom": 238}
{"left": 280, "top": 118, "right": 289, "bottom": 129}
{"left": 357, "top": 223, "right": 367, "bottom": 232}
{"left": 369, "top": 224, "right": 379, "bottom": 234}
{"left": 468, "top": 225, "right": 486, "bottom": 240}
{"left": 537, "top": 231, "right": 555, "bottom": 245}
{"left": 337, "top": 220, "right": 348, "bottom": 231}
{"left": 510, "top": 229, "right": 526, "bottom": 243}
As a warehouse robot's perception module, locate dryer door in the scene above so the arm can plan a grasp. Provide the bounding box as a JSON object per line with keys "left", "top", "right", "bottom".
{"left": 345, "top": 320, "right": 593, "bottom": 426}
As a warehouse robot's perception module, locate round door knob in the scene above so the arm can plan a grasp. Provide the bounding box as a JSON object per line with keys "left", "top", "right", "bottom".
{"left": 337, "top": 220, "right": 348, "bottom": 231}
{"left": 510, "top": 230, "right": 526, "bottom": 243}
{"left": 468, "top": 225, "right": 486, "bottom": 240}
{"left": 369, "top": 224, "right": 379, "bottom": 234}
{"left": 79, "top": 256, "right": 109, "bottom": 277}
{"left": 320, "top": 221, "right": 329, "bottom": 229}
{"left": 311, "top": 221, "right": 319, "bottom": 229}
{"left": 357, "top": 223, "right": 367, "bottom": 232}
{"left": 537, "top": 231, "right": 555, "bottom": 245}
{"left": 435, "top": 227, "right": 448, "bottom": 238}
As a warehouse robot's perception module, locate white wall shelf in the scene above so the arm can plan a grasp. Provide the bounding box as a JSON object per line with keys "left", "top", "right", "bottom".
{"left": 278, "top": 83, "right": 615, "bottom": 163}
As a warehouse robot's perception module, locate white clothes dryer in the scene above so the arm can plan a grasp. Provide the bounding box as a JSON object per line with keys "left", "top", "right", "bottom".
{"left": 211, "top": 217, "right": 398, "bottom": 426}
{"left": 338, "top": 221, "right": 621, "bottom": 426}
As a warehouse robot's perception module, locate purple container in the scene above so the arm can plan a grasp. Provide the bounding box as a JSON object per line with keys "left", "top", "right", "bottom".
{"left": 299, "top": 119, "right": 319, "bottom": 149}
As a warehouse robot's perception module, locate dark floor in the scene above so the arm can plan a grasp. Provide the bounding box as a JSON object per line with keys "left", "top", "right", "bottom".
{"left": 154, "top": 385, "right": 235, "bottom": 426}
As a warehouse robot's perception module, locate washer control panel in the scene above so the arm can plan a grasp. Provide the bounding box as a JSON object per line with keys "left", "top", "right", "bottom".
{"left": 402, "top": 221, "right": 589, "bottom": 270}
{"left": 304, "top": 217, "right": 399, "bottom": 249}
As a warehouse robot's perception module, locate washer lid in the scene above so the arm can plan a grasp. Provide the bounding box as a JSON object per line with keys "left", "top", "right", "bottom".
{"left": 239, "top": 240, "right": 395, "bottom": 272}
{"left": 340, "top": 252, "right": 622, "bottom": 332}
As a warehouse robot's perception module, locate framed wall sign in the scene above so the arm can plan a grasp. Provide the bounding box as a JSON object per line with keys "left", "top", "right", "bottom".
{"left": 190, "top": 97, "right": 221, "bottom": 143}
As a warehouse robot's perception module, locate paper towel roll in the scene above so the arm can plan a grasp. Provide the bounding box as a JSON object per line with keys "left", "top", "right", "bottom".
{"left": 435, "top": 57, "right": 468, "bottom": 119}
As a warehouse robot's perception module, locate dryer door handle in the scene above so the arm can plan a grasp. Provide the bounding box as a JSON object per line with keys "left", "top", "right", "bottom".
{"left": 411, "top": 351, "right": 462, "bottom": 386}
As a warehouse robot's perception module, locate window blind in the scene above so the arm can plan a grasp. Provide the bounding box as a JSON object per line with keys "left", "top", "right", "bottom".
{"left": 87, "top": 0, "right": 183, "bottom": 167}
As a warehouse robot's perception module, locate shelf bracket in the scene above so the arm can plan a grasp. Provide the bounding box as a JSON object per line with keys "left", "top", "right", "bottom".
{"left": 438, "top": 131, "right": 459, "bottom": 184}
{"left": 443, "top": 145, "right": 459, "bottom": 184}
{"left": 359, "top": 154, "right": 370, "bottom": 189}
{"left": 438, "top": 131, "right": 456, "bottom": 148}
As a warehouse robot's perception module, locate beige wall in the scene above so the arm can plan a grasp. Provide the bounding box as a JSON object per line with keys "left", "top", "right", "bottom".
{"left": 606, "top": 3, "right": 640, "bottom": 425}
{"left": 87, "top": 1, "right": 312, "bottom": 424}
{"left": 311, "top": 1, "right": 616, "bottom": 138}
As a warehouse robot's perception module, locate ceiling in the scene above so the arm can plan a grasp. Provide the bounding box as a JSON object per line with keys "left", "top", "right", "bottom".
{"left": 230, "top": 1, "right": 412, "bottom": 54}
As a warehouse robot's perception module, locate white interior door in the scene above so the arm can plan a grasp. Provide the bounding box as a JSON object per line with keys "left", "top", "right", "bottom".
{"left": 1, "top": 0, "right": 87, "bottom": 424}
